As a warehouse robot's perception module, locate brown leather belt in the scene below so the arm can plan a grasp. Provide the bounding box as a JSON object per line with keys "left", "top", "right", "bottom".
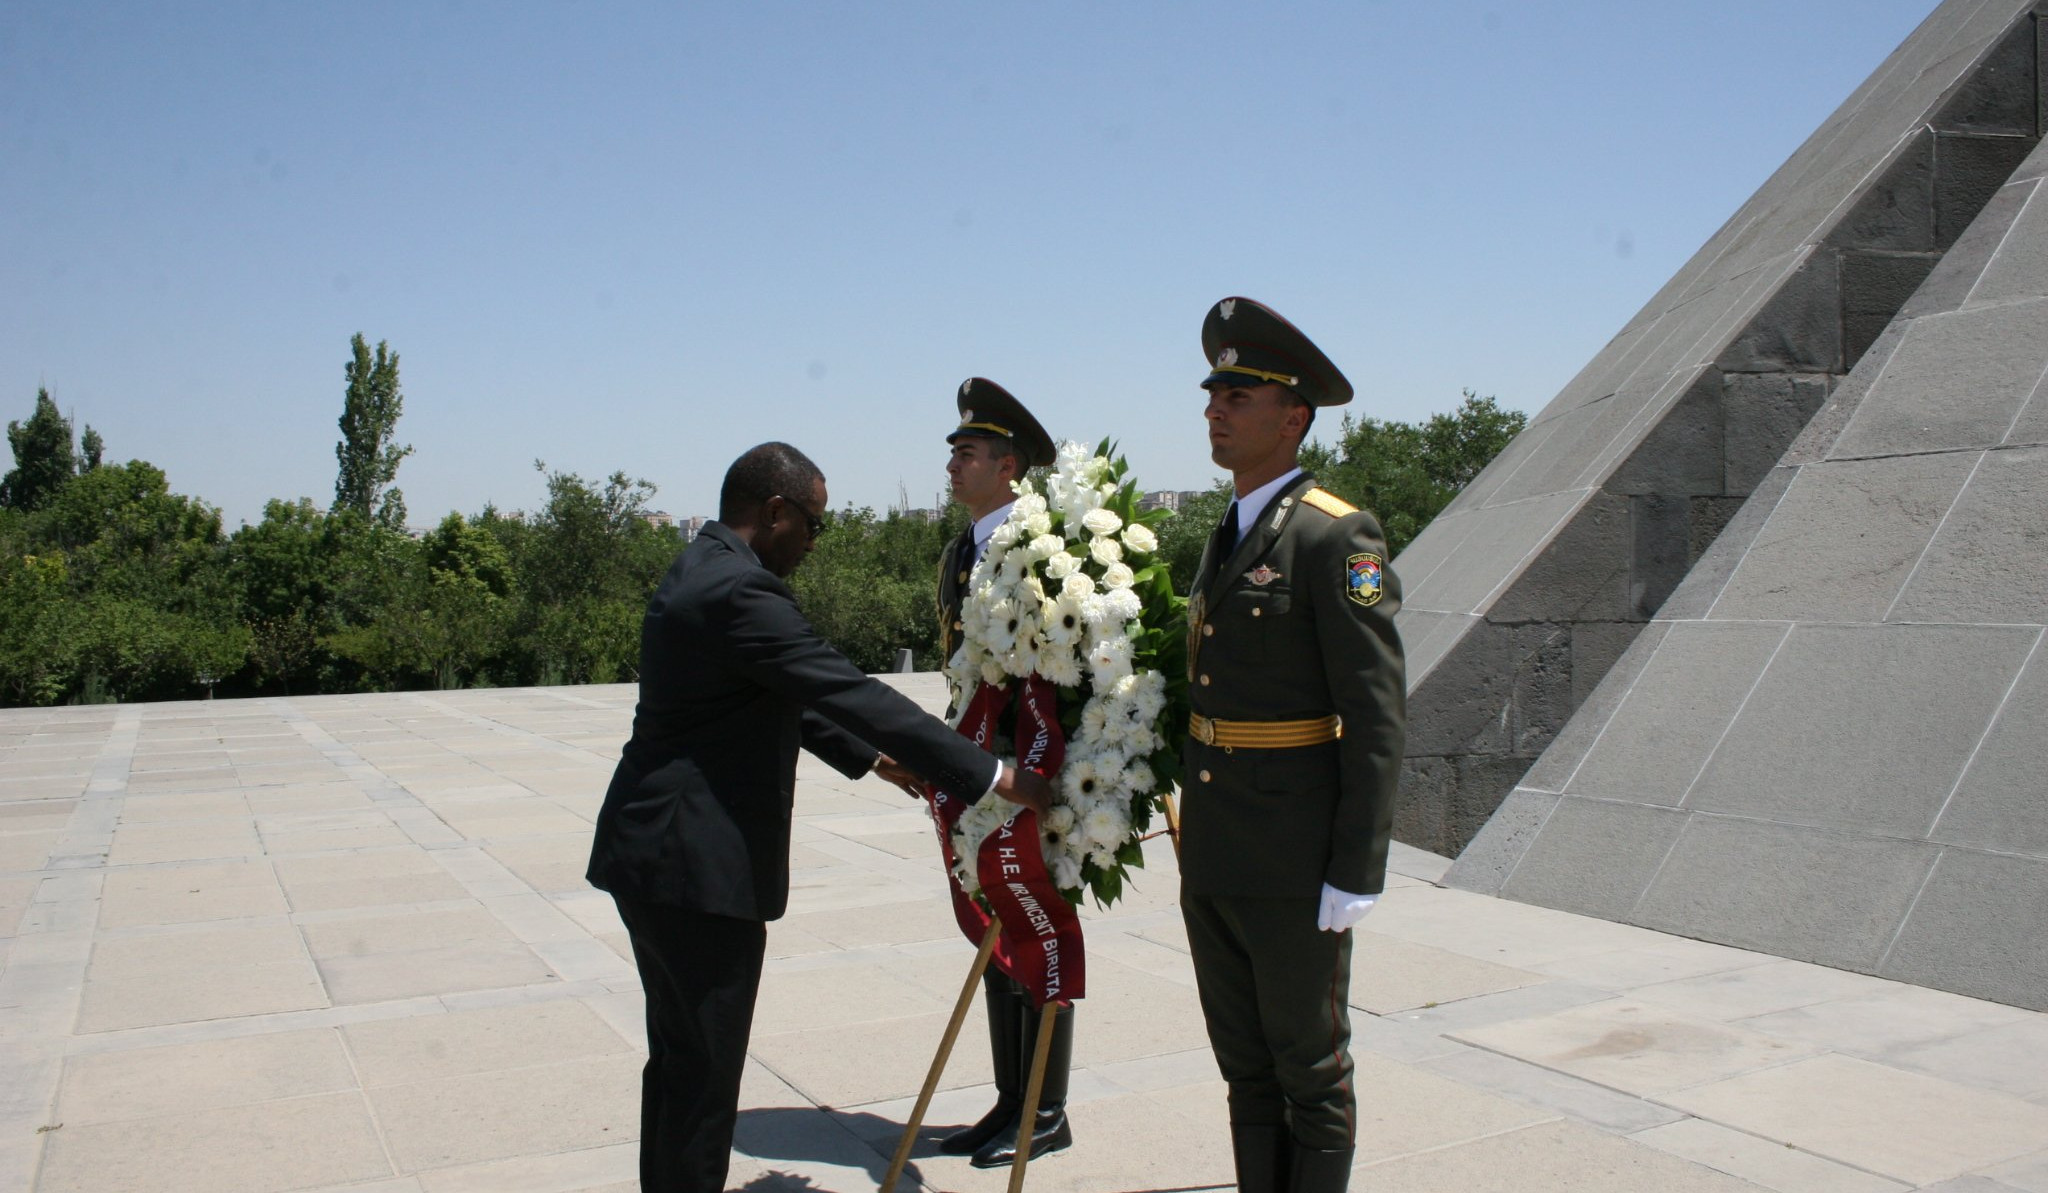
{"left": 1187, "top": 712, "right": 1341, "bottom": 750}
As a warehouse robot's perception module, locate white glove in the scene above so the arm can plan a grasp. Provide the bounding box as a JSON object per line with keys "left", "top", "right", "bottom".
{"left": 1317, "top": 884, "right": 1378, "bottom": 933}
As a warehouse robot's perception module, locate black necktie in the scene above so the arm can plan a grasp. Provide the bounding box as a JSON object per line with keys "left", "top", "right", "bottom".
{"left": 952, "top": 528, "right": 975, "bottom": 582}
{"left": 1213, "top": 501, "right": 1239, "bottom": 564}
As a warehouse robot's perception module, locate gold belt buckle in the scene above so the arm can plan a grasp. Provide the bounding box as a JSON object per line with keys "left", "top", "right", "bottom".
{"left": 1190, "top": 713, "right": 1216, "bottom": 747}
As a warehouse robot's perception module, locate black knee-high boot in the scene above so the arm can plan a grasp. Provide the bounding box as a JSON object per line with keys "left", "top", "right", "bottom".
{"left": 970, "top": 999, "right": 1074, "bottom": 1168}
{"left": 939, "top": 971, "right": 1024, "bottom": 1154}
{"left": 1287, "top": 1143, "right": 1353, "bottom": 1193}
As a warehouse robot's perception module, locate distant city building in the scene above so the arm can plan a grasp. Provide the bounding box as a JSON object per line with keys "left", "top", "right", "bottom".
{"left": 680, "top": 515, "right": 709, "bottom": 540}
{"left": 901, "top": 508, "right": 943, "bottom": 523}
{"left": 1139, "top": 490, "right": 1204, "bottom": 513}
{"left": 641, "top": 510, "right": 676, "bottom": 530}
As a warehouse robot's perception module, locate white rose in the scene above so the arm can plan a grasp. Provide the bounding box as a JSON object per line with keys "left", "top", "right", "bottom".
{"left": 1044, "top": 550, "right": 1081, "bottom": 580}
{"left": 1081, "top": 507, "right": 1123, "bottom": 537}
{"left": 1089, "top": 536, "right": 1122, "bottom": 566}
{"left": 1027, "top": 533, "right": 1064, "bottom": 562}
{"left": 1024, "top": 512, "right": 1054, "bottom": 538}
{"left": 1121, "top": 523, "right": 1158, "bottom": 554}
{"left": 1062, "top": 571, "right": 1095, "bottom": 600}
{"left": 1101, "top": 561, "right": 1135, "bottom": 590}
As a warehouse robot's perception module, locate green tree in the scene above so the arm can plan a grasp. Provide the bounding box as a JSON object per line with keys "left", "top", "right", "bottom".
{"left": 509, "top": 466, "right": 677, "bottom": 685}
{"left": 1314, "top": 390, "right": 1526, "bottom": 554}
{"left": 333, "top": 334, "right": 412, "bottom": 529}
{"left": 1154, "top": 483, "right": 1231, "bottom": 597}
{"left": 79, "top": 426, "right": 104, "bottom": 472}
{"left": 2, "top": 388, "right": 79, "bottom": 513}
{"left": 790, "top": 505, "right": 961, "bottom": 672}
{"left": 228, "top": 498, "right": 337, "bottom": 693}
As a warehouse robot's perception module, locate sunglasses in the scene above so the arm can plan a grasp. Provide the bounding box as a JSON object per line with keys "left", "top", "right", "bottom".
{"left": 775, "top": 494, "right": 825, "bottom": 541}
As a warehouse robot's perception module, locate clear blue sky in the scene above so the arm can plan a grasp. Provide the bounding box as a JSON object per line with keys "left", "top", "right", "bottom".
{"left": 3, "top": 1, "right": 1939, "bottom": 527}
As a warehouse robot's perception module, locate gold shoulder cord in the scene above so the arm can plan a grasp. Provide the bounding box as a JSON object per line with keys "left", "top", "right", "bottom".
{"left": 1299, "top": 488, "right": 1357, "bottom": 518}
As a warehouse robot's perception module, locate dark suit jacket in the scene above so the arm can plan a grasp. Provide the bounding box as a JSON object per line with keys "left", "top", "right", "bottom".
{"left": 587, "top": 522, "right": 996, "bottom": 921}
{"left": 1180, "top": 473, "right": 1407, "bottom": 898}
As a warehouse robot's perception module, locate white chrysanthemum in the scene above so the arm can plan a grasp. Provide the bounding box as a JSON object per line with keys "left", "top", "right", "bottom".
{"left": 1082, "top": 803, "right": 1128, "bottom": 850}
{"left": 1089, "top": 535, "right": 1122, "bottom": 566}
{"left": 1088, "top": 847, "right": 1117, "bottom": 873}
{"left": 1088, "top": 634, "right": 1135, "bottom": 687}
{"left": 1061, "top": 571, "right": 1095, "bottom": 600}
{"left": 1126, "top": 669, "right": 1168, "bottom": 720}
{"left": 1100, "top": 561, "right": 1135, "bottom": 590}
{"left": 1051, "top": 853, "right": 1082, "bottom": 890}
{"left": 1122, "top": 523, "right": 1158, "bottom": 554}
{"left": 1099, "top": 587, "right": 1142, "bottom": 625}
{"left": 1045, "top": 803, "right": 1077, "bottom": 835}
{"left": 980, "top": 659, "right": 1009, "bottom": 686}
{"left": 1038, "top": 649, "right": 1084, "bottom": 688}
{"left": 1080, "top": 507, "right": 1122, "bottom": 537}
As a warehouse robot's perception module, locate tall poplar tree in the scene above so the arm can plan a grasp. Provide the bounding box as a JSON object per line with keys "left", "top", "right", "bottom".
{"left": 1, "top": 388, "right": 79, "bottom": 512}
{"left": 332, "top": 334, "right": 413, "bottom": 528}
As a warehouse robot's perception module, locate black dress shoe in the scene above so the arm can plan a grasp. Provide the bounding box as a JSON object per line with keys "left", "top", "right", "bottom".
{"left": 968, "top": 1108, "right": 1072, "bottom": 1169}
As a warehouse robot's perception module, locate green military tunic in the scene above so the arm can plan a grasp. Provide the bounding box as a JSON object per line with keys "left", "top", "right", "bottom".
{"left": 1179, "top": 470, "right": 1406, "bottom": 1149}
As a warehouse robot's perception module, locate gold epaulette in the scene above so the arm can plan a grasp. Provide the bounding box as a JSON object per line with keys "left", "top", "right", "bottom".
{"left": 1299, "top": 487, "right": 1357, "bottom": 518}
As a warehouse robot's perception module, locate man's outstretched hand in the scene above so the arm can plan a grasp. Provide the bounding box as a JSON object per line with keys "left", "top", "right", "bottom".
{"left": 872, "top": 755, "right": 926, "bottom": 800}
{"left": 993, "top": 763, "right": 1053, "bottom": 816}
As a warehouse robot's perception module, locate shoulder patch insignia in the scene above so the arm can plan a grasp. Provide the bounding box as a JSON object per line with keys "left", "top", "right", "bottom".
{"left": 1300, "top": 488, "right": 1358, "bottom": 518}
{"left": 1346, "top": 553, "right": 1383, "bottom": 607}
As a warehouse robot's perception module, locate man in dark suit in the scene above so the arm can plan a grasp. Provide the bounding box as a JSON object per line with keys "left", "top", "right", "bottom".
{"left": 1179, "top": 299, "right": 1406, "bottom": 1193}
{"left": 587, "top": 441, "right": 1052, "bottom": 1193}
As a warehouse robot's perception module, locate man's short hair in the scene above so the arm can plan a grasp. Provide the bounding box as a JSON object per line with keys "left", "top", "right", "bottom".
{"left": 719, "top": 442, "right": 824, "bottom": 523}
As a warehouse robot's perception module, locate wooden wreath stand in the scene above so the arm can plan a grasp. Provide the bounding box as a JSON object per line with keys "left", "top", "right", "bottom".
{"left": 880, "top": 791, "right": 1182, "bottom": 1193}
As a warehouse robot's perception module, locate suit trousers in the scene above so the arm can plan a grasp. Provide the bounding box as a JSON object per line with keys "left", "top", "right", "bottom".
{"left": 1181, "top": 892, "right": 1356, "bottom": 1149}
{"left": 614, "top": 896, "right": 768, "bottom": 1193}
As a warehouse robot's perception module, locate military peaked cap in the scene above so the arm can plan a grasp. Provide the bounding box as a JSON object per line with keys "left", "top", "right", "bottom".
{"left": 1200, "top": 297, "right": 1354, "bottom": 407}
{"left": 947, "top": 378, "right": 1056, "bottom": 467}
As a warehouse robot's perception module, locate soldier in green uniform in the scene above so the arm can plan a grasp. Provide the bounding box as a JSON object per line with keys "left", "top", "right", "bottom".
{"left": 1179, "top": 298, "right": 1406, "bottom": 1193}
{"left": 933, "top": 378, "right": 1074, "bottom": 1169}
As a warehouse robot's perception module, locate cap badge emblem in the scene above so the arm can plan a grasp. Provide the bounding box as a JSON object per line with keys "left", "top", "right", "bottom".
{"left": 1220, "top": 298, "right": 1236, "bottom": 320}
{"left": 960, "top": 380, "right": 972, "bottom": 397}
{"left": 961, "top": 408, "right": 974, "bottom": 422}
{"left": 1245, "top": 565, "right": 1282, "bottom": 587}
{"left": 1217, "top": 347, "right": 1238, "bottom": 367}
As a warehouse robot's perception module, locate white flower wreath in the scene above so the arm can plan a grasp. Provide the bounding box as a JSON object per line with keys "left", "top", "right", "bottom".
{"left": 944, "top": 440, "right": 1189, "bottom": 906}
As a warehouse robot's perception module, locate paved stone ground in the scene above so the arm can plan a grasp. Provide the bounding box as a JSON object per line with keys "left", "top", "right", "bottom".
{"left": 3, "top": 676, "right": 2046, "bottom": 1193}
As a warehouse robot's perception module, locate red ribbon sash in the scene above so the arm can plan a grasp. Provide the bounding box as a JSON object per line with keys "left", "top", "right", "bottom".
{"left": 924, "top": 677, "right": 1086, "bottom": 1007}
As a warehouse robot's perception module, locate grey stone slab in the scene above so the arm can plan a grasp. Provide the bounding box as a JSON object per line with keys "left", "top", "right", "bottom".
{"left": 1891, "top": 1016, "right": 2048, "bottom": 1099}
{"left": 1828, "top": 128, "right": 1936, "bottom": 251}
{"left": 1422, "top": 1047, "right": 1685, "bottom": 1134}
{"left": 1564, "top": 621, "right": 1788, "bottom": 807}
{"left": 1833, "top": 300, "right": 2048, "bottom": 457}
{"left": 1717, "top": 250, "right": 1844, "bottom": 374}
{"left": 1522, "top": 622, "right": 1674, "bottom": 793}
{"left": 1487, "top": 393, "right": 1642, "bottom": 507}
{"left": 1708, "top": 452, "right": 1977, "bottom": 623}
{"left": 1722, "top": 372, "right": 1831, "bottom": 494}
{"left": 1401, "top": 490, "right": 1581, "bottom": 618}
{"left": 1661, "top": 469, "right": 1797, "bottom": 621}
{"left": 1499, "top": 798, "right": 1687, "bottom": 921}
{"left": 1934, "top": 642, "right": 2048, "bottom": 857}
{"left": 1893, "top": 446, "right": 2048, "bottom": 624}
{"left": 1442, "top": 789, "right": 1559, "bottom": 898}
{"left": 1966, "top": 181, "right": 2048, "bottom": 307}
{"left": 1487, "top": 490, "right": 1634, "bottom": 624}
{"left": 1635, "top": 816, "right": 1934, "bottom": 972}
{"left": 1685, "top": 624, "right": 2035, "bottom": 836}
{"left": 1904, "top": 174, "right": 2041, "bottom": 317}
{"left": 1604, "top": 373, "right": 1726, "bottom": 498}
{"left": 1882, "top": 848, "right": 2048, "bottom": 1011}
{"left": 1930, "top": 13, "right": 2039, "bottom": 135}
{"left": 1936, "top": 131, "right": 2040, "bottom": 248}
{"left": 1782, "top": 324, "right": 1910, "bottom": 467}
